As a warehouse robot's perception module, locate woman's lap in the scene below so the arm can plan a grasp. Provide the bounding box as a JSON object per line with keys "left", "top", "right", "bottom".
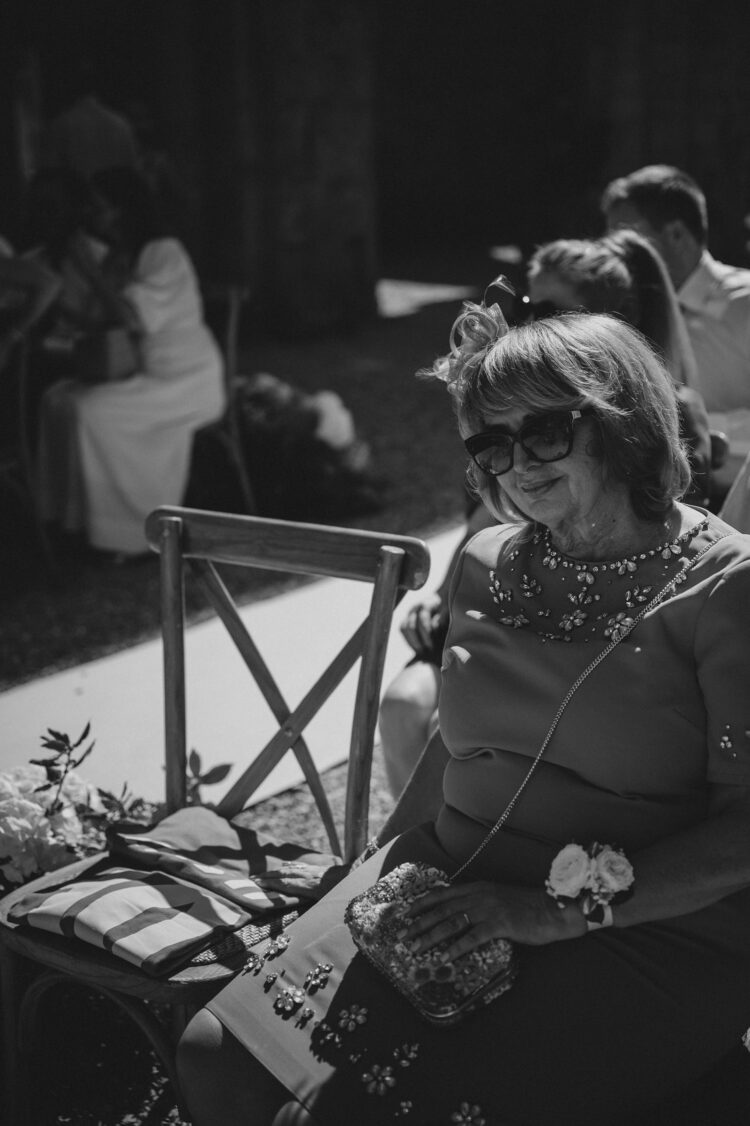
{"left": 198, "top": 830, "right": 750, "bottom": 1126}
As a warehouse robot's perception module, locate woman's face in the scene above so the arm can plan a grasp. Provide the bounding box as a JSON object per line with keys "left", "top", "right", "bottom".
{"left": 86, "top": 191, "right": 121, "bottom": 245}
{"left": 479, "top": 403, "right": 612, "bottom": 537}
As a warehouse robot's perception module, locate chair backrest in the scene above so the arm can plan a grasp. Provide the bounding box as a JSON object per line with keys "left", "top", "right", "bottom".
{"left": 145, "top": 505, "right": 430, "bottom": 864}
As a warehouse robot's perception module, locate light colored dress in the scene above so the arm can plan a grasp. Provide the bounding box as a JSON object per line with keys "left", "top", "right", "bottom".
{"left": 203, "top": 511, "right": 750, "bottom": 1126}
{"left": 38, "top": 238, "right": 225, "bottom": 553}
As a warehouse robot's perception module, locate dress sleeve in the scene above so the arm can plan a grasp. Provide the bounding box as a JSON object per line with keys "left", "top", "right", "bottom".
{"left": 124, "top": 239, "right": 194, "bottom": 335}
{"left": 695, "top": 555, "right": 750, "bottom": 783}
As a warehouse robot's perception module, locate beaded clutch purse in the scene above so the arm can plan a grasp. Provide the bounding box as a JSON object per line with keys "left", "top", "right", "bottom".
{"left": 345, "top": 861, "right": 517, "bottom": 1026}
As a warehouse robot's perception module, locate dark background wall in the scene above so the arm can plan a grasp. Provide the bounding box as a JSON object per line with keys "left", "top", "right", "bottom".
{"left": 1, "top": 0, "right": 750, "bottom": 331}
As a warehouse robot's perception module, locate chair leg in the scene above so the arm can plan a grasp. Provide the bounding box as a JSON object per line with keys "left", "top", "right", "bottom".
{"left": 0, "top": 944, "right": 23, "bottom": 1126}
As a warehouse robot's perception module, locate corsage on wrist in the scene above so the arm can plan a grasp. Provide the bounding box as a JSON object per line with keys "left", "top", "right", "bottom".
{"left": 545, "top": 841, "right": 634, "bottom": 931}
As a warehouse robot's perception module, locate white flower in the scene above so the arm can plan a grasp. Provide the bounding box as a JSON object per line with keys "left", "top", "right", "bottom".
{"left": 546, "top": 843, "right": 594, "bottom": 900}
{"left": 0, "top": 775, "right": 20, "bottom": 802}
{"left": 0, "top": 796, "right": 49, "bottom": 853}
{"left": 592, "top": 847, "right": 634, "bottom": 897}
{"left": 0, "top": 763, "right": 110, "bottom": 889}
{"left": 6, "top": 764, "right": 48, "bottom": 802}
{"left": 60, "top": 770, "right": 105, "bottom": 812}
{"left": 311, "top": 391, "right": 355, "bottom": 450}
{"left": 48, "top": 804, "right": 85, "bottom": 847}
{"left": 0, "top": 796, "right": 67, "bottom": 885}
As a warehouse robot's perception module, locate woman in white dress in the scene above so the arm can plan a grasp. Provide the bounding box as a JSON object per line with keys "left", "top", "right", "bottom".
{"left": 37, "top": 167, "right": 225, "bottom": 556}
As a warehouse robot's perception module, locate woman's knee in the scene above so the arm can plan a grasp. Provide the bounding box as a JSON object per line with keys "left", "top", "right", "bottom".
{"left": 177, "top": 1009, "right": 289, "bottom": 1126}
{"left": 177, "top": 1008, "right": 224, "bottom": 1089}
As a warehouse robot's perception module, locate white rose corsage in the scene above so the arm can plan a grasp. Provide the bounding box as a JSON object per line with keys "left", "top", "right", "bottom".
{"left": 545, "top": 841, "right": 634, "bottom": 931}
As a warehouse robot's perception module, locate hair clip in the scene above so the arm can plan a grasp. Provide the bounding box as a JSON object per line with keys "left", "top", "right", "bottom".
{"left": 482, "top": 274, "right": 516, "bottom": 309}
{"left": 433, "top": 275, "right": 516, "bottom": 396}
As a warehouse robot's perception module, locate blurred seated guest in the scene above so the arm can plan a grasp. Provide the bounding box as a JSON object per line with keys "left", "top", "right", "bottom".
{"left": 379, "top": 500, "right": 495, "bottom": 798}
{"left": 526, "top": 229, "right": 713, "bottom": 506}
{"left": 20, "top": 167, "right": 111, "bottom": 344}
{"left": 601, "top": 165, "right": 750, "bottom": 500}
{"left": 37, "top": 167, "right": 224, "bottom": 558}
{"left": 178, "top": 301, "right": 750, "bottom": 1126}
{"left": 719, "top": 449, "right": 750, "bottom": 532}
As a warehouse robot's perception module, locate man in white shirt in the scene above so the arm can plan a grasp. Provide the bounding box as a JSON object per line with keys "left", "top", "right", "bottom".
{"left": 601, "top": 164, "right": 750, "bottom": 497}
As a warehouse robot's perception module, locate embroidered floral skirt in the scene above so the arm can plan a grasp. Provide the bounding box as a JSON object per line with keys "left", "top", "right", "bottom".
{"left": 205, "top": 824, "right": 750, "bottom": 1126}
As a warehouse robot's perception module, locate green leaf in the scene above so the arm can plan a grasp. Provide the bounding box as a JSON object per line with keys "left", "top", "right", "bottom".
{"left": 46, "top": 728, "right": 69, "bottom": 742}
{"left": 199, "top": 763, "right": 232, "bottom": 786}
{"left": 188, "top": 748, "right": 202, "bottom": 777}
{"left": 30, "top": 756, "right": 60, "bottom": 767}
{"left": 74, "top": 741, "right": 95, "bottom": 767}
{"left": 38, "top": 740, "right": 67, "bottom": 753}
{"left": 72, "top": 722, "right": 92, "bottom": 749}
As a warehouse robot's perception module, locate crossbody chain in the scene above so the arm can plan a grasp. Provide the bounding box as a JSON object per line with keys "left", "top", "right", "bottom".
{"left": 450, "top": 534, "right": 725, "bottom": 882}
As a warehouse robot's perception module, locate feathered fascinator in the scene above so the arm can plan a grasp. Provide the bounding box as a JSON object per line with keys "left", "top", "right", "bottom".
{"left": 431, "top": 275, "right": 515, "bottom": 397}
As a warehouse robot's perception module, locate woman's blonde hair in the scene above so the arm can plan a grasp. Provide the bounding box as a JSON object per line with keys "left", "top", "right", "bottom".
{"left": 426, "top": 306, "right": 691, "bottom": 523}
{"left": 527, "top": 229, "right": 699, "bottom": 388}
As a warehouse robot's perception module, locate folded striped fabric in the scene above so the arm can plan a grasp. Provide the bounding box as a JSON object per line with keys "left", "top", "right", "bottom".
{"left": 108, "top": 805, "right": 339, "bottom": 913}
{"left": 9, "top": 866, "right": 252, "bottom": 975}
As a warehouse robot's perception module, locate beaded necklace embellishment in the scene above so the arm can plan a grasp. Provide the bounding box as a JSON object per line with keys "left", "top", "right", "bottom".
{"left": 488, "top": 517, "right": 709, "bottom": 643}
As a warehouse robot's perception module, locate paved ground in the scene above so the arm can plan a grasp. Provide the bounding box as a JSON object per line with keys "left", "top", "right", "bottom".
{"left": 0, "top": 523, "right": 464, "bottom": 805}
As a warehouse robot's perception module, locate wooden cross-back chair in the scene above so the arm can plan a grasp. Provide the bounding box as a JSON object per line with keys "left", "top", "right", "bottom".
{"left": 0, "top": 505, "right": 430, "bottom": 1124}
{"left": 189, "top": 283, "right": 257, "bottom": 515}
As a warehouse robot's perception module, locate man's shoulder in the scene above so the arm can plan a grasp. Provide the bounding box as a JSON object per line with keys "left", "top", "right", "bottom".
{"left": 704, "top": 255, "right": 750, "bottom": 300}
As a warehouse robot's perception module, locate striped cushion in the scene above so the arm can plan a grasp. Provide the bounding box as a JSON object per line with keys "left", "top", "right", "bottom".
{"left": 9, "top": 866, "right": 252, "bottom": 975}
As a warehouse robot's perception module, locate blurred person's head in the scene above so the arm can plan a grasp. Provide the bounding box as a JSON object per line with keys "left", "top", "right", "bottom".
{"left": 525, "top": 229, "right": 697, "bottom": 388}
{"left": 89, "top": 166, "right": 164, "bottom": 253}
{"left": 426, "top": 298, "right": 690, "bottom": 526}
{"left": 600, "top": 165, "right": 707, "bottom": 289}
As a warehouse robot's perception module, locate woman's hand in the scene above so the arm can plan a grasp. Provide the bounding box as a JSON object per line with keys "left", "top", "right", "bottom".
{"left": 399, "top": 880, "right": 586, "bottom": 954}
{"left": 253, "top": 861, "right": 349, "bottom": 901}
{"left": 400, "top": 593, "right": 447, "bottom": 658}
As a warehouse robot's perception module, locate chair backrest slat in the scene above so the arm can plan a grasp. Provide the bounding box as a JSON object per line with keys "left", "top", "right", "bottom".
{"left": 146, "top": 506, "right": 430, "bottom": 587}
{"left": 147, "top": 506, "right": 430, "bottom": 863}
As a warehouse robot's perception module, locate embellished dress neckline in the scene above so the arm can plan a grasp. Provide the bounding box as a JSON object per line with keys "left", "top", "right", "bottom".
{"left": 489, "top": 516, "right": 711, "bottom": 643}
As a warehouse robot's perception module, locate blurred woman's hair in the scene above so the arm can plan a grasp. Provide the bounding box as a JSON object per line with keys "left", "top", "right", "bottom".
{"left": 426, "top": 309, "right": 691, "bottom": 523}
{"left": 526, "top": 229, "right": 698, "bottom": 388}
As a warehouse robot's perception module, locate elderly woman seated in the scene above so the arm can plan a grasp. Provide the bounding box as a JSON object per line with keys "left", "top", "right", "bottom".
{"left": 176, "top": 293, "right": 750, "bottom": 1125}
{"left": 379, "top": 229, "right": 712, "bottom": 803}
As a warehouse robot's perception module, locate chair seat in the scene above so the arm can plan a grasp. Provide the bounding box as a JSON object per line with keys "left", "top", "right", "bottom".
{"left": 0, "top": 852, "right": 291, "bottom": 1003}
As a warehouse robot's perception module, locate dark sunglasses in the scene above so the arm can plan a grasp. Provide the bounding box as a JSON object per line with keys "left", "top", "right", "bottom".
{"left": 464, "top": 409, "right": 592, "bottom": 476}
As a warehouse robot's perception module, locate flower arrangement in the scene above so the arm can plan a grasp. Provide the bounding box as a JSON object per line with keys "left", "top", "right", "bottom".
{"left": 236, "top": 372, "right": 381, "bottom": 521}
{"left": 545, "top": 841, "right": 635, "bottom": 927}
{"left": 0, "top": 724, "right": 149, "bottom": 895}
{"left": 0, "top": 727, "right": 234, "bottom": 896}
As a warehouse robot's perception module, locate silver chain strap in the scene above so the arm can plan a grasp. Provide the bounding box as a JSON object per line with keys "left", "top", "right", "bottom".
{"left": 450, "top": 534, "right": 724, "bottom": 883}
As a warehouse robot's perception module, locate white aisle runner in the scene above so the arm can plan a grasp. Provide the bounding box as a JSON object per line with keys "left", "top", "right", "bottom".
{"left": 0, "top": 525, "right": 464, "bottom": 805}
